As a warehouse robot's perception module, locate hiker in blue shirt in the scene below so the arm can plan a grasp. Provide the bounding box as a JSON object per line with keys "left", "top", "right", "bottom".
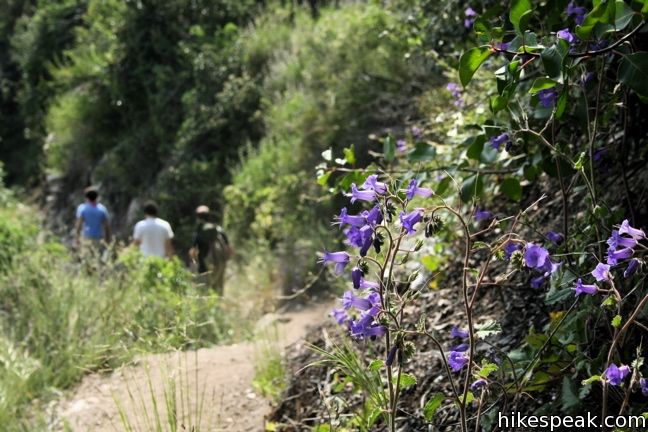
{"left": 75, "top": 186, "right": 111, "bottom": 247}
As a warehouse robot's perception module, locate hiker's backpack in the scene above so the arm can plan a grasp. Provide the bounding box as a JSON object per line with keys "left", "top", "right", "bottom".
{"left": 197, "top": 222, "right": 230, "bottom": 264}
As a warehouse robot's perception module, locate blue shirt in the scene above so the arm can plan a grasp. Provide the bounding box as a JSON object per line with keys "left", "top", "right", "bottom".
{"left": 76, "top": 203, "right": 109, "bottom": 239}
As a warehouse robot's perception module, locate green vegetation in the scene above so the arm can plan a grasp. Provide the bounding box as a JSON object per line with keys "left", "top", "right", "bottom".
{"left": 0, "top": 176, "right": 236, "bottom": 429}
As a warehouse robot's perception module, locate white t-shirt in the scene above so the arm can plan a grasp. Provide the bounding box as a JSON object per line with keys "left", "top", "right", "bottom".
{"left": 133, "top": 217, "right": 174, "bottom": 257}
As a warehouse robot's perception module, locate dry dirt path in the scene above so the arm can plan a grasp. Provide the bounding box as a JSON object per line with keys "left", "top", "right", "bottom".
{"left": 56, "top": 301, "right": 333, "bottom": 432}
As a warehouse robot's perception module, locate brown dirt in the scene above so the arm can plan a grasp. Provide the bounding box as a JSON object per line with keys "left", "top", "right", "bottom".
{"left": 55, "top": 301, "right": 334, "bottom": 432}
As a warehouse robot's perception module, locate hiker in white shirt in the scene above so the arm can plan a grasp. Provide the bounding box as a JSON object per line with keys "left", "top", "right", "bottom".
{"left": 132, "top": 201, "right": 174, "bottom": 258}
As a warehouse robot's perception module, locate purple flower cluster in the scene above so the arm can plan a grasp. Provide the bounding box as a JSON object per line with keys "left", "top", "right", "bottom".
{"left": 566, "top": 2, "right": 586, "bottom": 25}
{"left": 606, "top": 220, "right": 644, "bottom": 276}
{"left": 524, "top": 243, "right": 560, "bottom": 288}
{"left": 448, "top": 327, "right": 470, "bottom": 372}
{"left": 446, "top": 82, "right": 465, "bottom": 108}
{"left": 331, "top": 267, "right": 385, "bottom": 339}
{"left": 573, "top": 220, "right": 644, "bottom": 296}
{"left": 337, "top": 205, "right": 383, "bottom": 257}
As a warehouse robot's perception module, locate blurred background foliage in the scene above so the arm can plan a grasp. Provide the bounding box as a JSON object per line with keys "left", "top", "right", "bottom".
{"left": 1, "top": 0, "right": 478, "bottom": 296}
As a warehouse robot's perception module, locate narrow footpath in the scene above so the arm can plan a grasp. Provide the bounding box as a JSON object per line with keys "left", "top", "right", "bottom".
{"left": 55, "top": 301, "right": 333, "bottom": 432}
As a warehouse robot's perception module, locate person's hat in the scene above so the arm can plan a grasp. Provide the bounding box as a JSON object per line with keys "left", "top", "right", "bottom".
{"left": 195, "top": 205, "right": 210, "bottom": 215}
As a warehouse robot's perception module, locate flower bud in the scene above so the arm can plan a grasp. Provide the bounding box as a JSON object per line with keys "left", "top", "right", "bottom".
{"left": 425, "top": 215, "right": 444, "bottom": 238}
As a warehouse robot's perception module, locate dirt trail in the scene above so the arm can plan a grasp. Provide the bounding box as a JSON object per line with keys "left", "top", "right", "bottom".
{"left": 56, "top": 301, "right": 333, "bottom": 432}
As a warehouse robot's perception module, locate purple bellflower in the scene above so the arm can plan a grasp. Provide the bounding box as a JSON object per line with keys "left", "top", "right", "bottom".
{"left": 624, "top": 259, "right": 640, "bottom": 278}
{"left": 452, "top": 343, "right": 469, "bottom": 352}
{"left": 386, "top": 345, "right": 398, "bottom": 366}
{"left": 464, "top": 7, "right": 477, "bottom": 29}
{"left": 567, "top": 2, "right": 586, "bottom": 25}
{"left": 471, "top": 379, "right": 487, "bottom": 391}
{"left": 607, "top": 230, "right": 637, "bottom": 250}
{"left": 351, "top": 267, "right": 363, "bottom": 288}
{"left": 362, "top": 175, "right": 387, "bottom": 195}
{"left": 474, "top": 208, "right": 493, "bottom": 222}
{"left": 591, "top": 263, "right": 611, "bottom": 282}
{"left": 541, "top": 258, "right": 561, "bottom": 277}
{"left": 451, "top": 326, "right": 469, "bottom": 339}
{"left": 358, "top": 225, "right": 374, "bottom": 257}
{"left": 396, "top": 139, "right": 407, "bottom": 152}
{"left": 404, "top": 179, "right": 433, "bottom": 200}
{"left": 557, "top": 28, "right": 577, "bottom": 44}
{"left": 364, "top": 205, "right": 383, "bottom": 226}
{"left": 640, "top": 378, "right": 648, "bottom": 396}
{"left": 331, "top": 308, "right": 347, "bottom": 324}
{"left": 319, "top": 251, "right": 350, "bottom": 274}
{"left": 605, "top": 364, "right": 631, "bottom": 386}
{"left": 619, "top": 219, "right": 646, "bottom": 240}
{"left": 538, "top": 88, "right": 558, "bottom": 108}
{"left": 449, "top": 351, "right": 469, "bottom": 372}
{"left": 347, "top": 183, "right": 376, "bottom": 204}
{"left": 530, "top": 276, "right": 546, "bottom": 289}
{"left": 546, "top": 231, "right": 564, "bottom": 245}
{"left": 359, "top": 279, "right": 380, "bottom": 290}
{"left": 490, "top": 132, "right": 510, "bottom": 150}
{"left": 342, "top": 291, "right": 380, "bottom": 311}
{"left": 524, "top": 244, "right": 549, "bottom": 269}
{"left": 335, "top": 207, "right": 366, "bottom": 228}
{"left": 494, "top": 41, "right": 511, "bottom": 52}
{"left": 400, "top": 209, "right": 424, "bottom": 234}
{"left": 411, "top": 126, "right": 422, "bottom": 137}
{"left": 606, "top": 246, "right": 633, "bottom": 266}
{"left": 503, "top": 242, "right": 521, "bottom": 260}
{"left": 574, "top": 278, "right": 598, "bottom": 296}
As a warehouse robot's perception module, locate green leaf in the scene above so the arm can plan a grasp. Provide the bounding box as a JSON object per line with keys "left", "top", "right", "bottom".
{"left": 460, "top": 174, "right": 483, "bottom": 202}
{"left": 478, "top": 362, "right": 499, "bottom": 378}
{"left": 475, "top": 320, "right": 502, "bottom": 339}
{"left": 457, "top": 391, "right": 475, "bottom": 405}
{"left": 529, "top": 77, "right": 557, "bottom": 94}
{"left": 509, "top": 0, "right": 532, "bottom": 34}
{"left": 614, "top": 0, "right": 635, "bottom": 31}
{"left": 343, "top": 145, "right": 356, "bottom": 165}
{"left": 467, "top": 136, "right": 485, "bottom": 161}
{"left": 423, "top": 393, "right": 445, "bottom": 422}
{"left": 619, "top": 53, "right": 648, "bottom": 98}
{"left": 561, "top": 377, "right": 580, "bottom": 411}
{"left": 421, "top": 255, "right": 441, "bottom": 272}
{"left": 555, "top": 89, "right": 568, "bottom": 119}
{"left": 490, "top": 94, "right": 509, "bottom": 113}
{"left": 368, "top": 359, "right": 384, "bottom": 371}
{"left": 395, "top": 373, "right": 417, "bottom": 389}
{"left": 611, "top": 314, "right": 622, "bottom": 328}
{"left": 576, "top": 0, "right": 615, "bottom": 40}
{"left": 383, "top": 136, "right": 396, "bottom": 162}
{"left": 317, "top": 171, "right": 332, "bottom": 186}
{"left": 541, "top": 41, "right": 569, "bottom": 80}
{"left": 435, "top": 176, "right": 452, "bottom": 196}
{"left": 459, "top": 46, "right": 492, "bottom": 86}
{"left": 408, "top": 143, "right": 436, "bottom": 162}
{"left": 501, "top": 177, "right": 522, "bottom": 201}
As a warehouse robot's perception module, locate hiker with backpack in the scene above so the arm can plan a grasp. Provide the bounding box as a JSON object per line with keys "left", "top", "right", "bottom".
{"left": 188, "top": 205, "right": 232, "bottom": 295}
